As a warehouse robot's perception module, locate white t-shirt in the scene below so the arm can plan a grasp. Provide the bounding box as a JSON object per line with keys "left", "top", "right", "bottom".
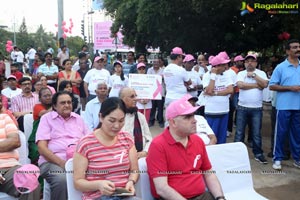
{"left": 83, "top": 68, "right": 110, "bottom": 95}
{"left": 195, "top": 115, "right": 215, "bottom": 145}
{"left": 202, "top": 72, "right": 232, "bottom": 114}
{"left": 163, "top": 63, "right": 189, "bottom": 100}
{"left": 237, "top": 69, "right": 268, "bottom": 108}
{"left": 1, "top": 87, "right": 22, "bottom": 99}
{"left": 147, "top": 67, "right": 166, "bottom": 97}
{"left": 198, "top": 65, "right": 212, "bottom": 79}
{"left": 186, "top": 70, "right": 202, "bottom": 97}
{"left": 224, "top": 68, "right": 237, "bottom": 86}
{"left": 108, "top": 74, "right": 128, "bottom": 97}
{"left": 26, "top": 48, "right": 37, "bottom": 60}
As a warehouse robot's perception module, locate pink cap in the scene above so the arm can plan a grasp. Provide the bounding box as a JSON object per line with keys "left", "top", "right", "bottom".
{"left": 93, "top": 55, "right": 105, "bottom": 63}
{"left": 183, "top": 54, "right": 195, "bottom": 62}
{"left": 218, "top": 51, "right": 230, "bottom": 60}
{"left": 166, "top": 96, "right": 200, "bottom": 120}
{"left": 245, "top": 54, "right": 257, "bottom": 60}
{"left": 208, "top": 55, "right": 215, "bottom": 64}
{"left": 7, "top": 75, "right": 17, "bottom": 80}
{"left": 137, "top": 62, "right": 146, "bottom": 69}
{"left": 171, "top": 47, "right": 185, "bottom": 56}
{"left": 113, "top": 61, "right": 123, "bottom": 67}
{"left": 13, "top": 164, "right": 40, "bottom": 194}
{"left": 234, "top": 55, "right": 244, "bottom": 62}
{"left": 182, "top": 93, "right": 198, "bottom": 102}
{"left": 210, "top": 55, "right": 231, "bottom": 66}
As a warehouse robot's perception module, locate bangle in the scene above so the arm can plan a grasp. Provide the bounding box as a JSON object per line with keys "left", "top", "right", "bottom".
{"left": 215, "top": 196, "right": 226, "bottom": 200}
{"left": 128, "top": 179, "right": 136, "bottom": 185}
{"left": 210, "top": 73, "right": 217, "bottom": 80}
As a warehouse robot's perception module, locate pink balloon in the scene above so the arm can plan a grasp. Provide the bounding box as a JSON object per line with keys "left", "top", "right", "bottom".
{"left": 69, "top": 30, "right": 72, "bottom": 34}
{"left": 7, "top": 40, "right": 13, "bottom": 45}
{"left": 62, "top": 33, "right": 67, "bottom": 39}
{"left": 69, "top": 18, "right": 72, "bottom": 21}
{"left": 5, "top": 44, "right": 10, "bottom": 48}
{"left": 62, "top": 21, "right": 66, "bottom": 25}
{"left": 54, "top": 24, "right": 58, "bottom": 27}
{"left": 64, "top": 29, "right": 68, "bottom": 33}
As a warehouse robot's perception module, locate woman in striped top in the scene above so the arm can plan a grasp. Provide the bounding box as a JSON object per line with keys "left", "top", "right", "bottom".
{"left": 73, "top": 97, "right": 140, "bottom": 200}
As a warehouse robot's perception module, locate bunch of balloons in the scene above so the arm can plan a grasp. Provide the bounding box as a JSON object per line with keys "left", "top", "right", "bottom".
{"left": 5, "top": 40, "right": 13, "bottom": 52}
{"left": 54, "top": 18, "right": 74, "bottom": 39}
{"left": 278, "top": 32, "right": 290, "bottom": 41}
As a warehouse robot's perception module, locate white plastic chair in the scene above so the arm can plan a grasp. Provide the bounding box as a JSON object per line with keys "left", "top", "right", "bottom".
{"left": 206, "top": 142, "right": 268, "bottom": 200}
{"left": 23, "top": 114, "right": 33, "bottom": 141}
{"left": 65, "top": 158, "right": 82, "bottom": 200}
{"left": 135, "top": 157, "right": 154, "bottom": 200}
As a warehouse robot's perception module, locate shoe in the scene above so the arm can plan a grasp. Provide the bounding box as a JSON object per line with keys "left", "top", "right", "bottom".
{"left": 267, "top": 152, "right": 273, "bottom": 158}
{"left": 293, "top": 161, "right": 300, "bottom": 169}
{"left": 148, "top": 122, "right": 154, "bottom": 127}
{"left": 159, "top": 123, "right": 164, "bottom": 128}
{"left": 272, "top": 161, "right": 282, "bottom": 170}
{"left": 255, "top": 155, "right": 268, "bottom": 164}
{"left": 226, "top": 131, "right": 232, "bottom": 137}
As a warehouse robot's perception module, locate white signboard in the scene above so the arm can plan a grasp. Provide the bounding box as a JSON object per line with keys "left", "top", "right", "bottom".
{"left": 128, "top": 74, "right": 162, "bottom": 100}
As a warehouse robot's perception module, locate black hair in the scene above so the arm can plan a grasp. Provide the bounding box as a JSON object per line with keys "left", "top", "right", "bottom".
{"left": 285, "top": 39, "right": 299, "bottom": 50}
{"left": 44, "top": 52, "right": 52, "bottom": 58}
{"left": 62, "top": 59, "right": 71, "bottom": 66}
{"left": 51, "top": 91, "right": 72, "bottom": 111}
{"left": 58, "top": 80, "right": 72, "bottom": 91}
{"left": 18, "top": 77, "right": 31, "bottom": 85}
{"left": 78, "top": 52, "right": 87, "bottom": 59}
{"left": 128, "top": 51, "right": 135, "bottom": 57}
{"left": 10, "top": 63, "right": 18, "bottom": 68}
{"left": 96, "top": 97, "right": 126, "bottom": 128}
{"left": 170, "top": 54, "right": 180, "bottom": 60}
{"left": 38, "top": 87, "right": 52, "bottom": 99}
{"left": 114, "top": 62, "right": 125, "bottom": 81}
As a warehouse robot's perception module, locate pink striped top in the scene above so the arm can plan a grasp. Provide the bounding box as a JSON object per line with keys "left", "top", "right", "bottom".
{"left": 76, "top": 131, "right": 134, "bottom": 200}
{"left": 11, "top": 92, "right": 39, "bottom": 113}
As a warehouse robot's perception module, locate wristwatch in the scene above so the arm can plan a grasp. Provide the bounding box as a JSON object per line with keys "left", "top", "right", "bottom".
{"left": 215, "top": 196, "right": 226, "bottom": 200}
{"left": 251, "top": 73, "right": 256, "bottom": 78}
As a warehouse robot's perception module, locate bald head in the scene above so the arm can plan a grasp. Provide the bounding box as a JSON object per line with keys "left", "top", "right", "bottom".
{"left": 119, "top": 87, "right": 137, "bottom": 109}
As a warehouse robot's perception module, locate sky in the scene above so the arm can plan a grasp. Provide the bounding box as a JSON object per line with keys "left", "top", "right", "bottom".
{"left": 0, "top": 0, "right": 84, "bottom": 36}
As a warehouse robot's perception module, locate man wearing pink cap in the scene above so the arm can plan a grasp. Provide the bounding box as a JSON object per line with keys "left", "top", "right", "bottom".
{"left": 183, "top": 54, "right": 203, "bottom": 98}
{"left": 146, "top": 96, "right": 225, "bottom": 200}
{"left": 234, "top": 54, "right": 269, "bottom": 164}
{"left": 202, "top": 54, "right": 233, "bottom": 144}
{"left": 163, "top": 47, "right": 191, "bottom": 108}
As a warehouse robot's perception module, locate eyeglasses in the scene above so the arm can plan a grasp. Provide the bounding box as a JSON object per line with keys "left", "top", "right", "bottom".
{"left": 59, "top": 101, "right": 72, "bottom": 105}
{"left": 21, "top": 82, "right": 32, "bottom": 86}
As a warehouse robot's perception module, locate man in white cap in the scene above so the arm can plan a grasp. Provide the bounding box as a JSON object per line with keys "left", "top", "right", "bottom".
{"left": 146, "top": 96, "right": 225, "bottom": 200}
{"left": 234, "top": 53, "right": 269, "bottom": 164}
{"left": 163, "top": 47, "right": 191, "bottom": 108}
{"left": 83, "top": 55, "right": 110, "bottom": 102}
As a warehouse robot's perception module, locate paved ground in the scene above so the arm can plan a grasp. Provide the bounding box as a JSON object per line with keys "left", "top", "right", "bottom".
{"left": 149, "top": 103, "right": 300, "bottom": 200}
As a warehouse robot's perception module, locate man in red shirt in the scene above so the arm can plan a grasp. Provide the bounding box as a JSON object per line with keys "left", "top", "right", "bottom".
{"left": 10, "top": 63, "right": 23, "bottom": 82}
{"left": 146, "top": 96, "right": 225, "bottom": 200}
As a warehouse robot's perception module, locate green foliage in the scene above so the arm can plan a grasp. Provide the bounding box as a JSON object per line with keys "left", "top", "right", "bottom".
{"left": 0, "top": 19, "right": 86, "bottom": 59}
{"left": 103, "top": 0, "right": 300, "bottom": 55}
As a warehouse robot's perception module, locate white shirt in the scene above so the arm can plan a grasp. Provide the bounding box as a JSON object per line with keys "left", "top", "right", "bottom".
{"left": 84, "top": 97, "right": 102, "bottom": 131}
{"left": 1, "top": 87, "right": 22, "bottom": 99}
{"left": 108, "top": 74, "right": 128, "bottom": 97}
{"left": 26, "top": 48, "right": 37, "bottom": 60}
{"left": 11, "top": 51, "right": 24, "bottom": 63}
{"left": 224, "top": 68, "right": 237, "bottom": 86}
{"left": 83, "top": 68, "right": 110, "bottom": 95}
{"left": 202, "top": 72, "right": 232, "bottom": 114}
{"left": 186, "top": 70, "right": 202, "bottom": 97}
{"left": 237, "top": 69, "right": 268, "bottom": 108}
{"left": 194, "top": 115, "right": 215, "bottom": 145}
{"left": 163, "top": 63, "right": 189, "bottom": 100}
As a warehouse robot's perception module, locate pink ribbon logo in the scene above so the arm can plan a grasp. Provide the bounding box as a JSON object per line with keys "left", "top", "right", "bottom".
{"left": 152, "top": 79, "right": 162, "bottom": 99}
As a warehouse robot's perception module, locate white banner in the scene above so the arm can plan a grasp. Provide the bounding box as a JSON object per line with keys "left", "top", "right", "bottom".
{"left": 128, "top": 74, "right": 162, "bottom": 100}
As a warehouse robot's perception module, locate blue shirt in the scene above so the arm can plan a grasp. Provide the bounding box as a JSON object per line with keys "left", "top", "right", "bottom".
{"left": 83, "top": 97, "right": 102, "bottom": 131}
{"left": 122, "top": 61, "right": 135, "bottom": 76}
{"left": 269, "top": 59, "right": 300, "bottom": 110}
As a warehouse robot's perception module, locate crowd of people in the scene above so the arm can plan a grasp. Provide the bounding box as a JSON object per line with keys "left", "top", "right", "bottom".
{"left": 0, "top": 38, "right": 299, "bottom": 200}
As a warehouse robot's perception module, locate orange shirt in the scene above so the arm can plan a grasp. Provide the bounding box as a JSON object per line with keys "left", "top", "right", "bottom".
{"left": 0, "top": 113, "right": 19, "bottom": 168}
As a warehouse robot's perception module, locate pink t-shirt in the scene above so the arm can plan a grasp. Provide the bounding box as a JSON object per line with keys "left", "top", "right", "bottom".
{"left": 36, "top": 111, "right": 90, "bottom": 165}
{"left": 76, "top": 131, "right": 134, "bottom": 200}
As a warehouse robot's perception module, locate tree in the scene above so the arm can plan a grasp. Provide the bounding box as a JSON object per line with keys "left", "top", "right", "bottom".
{"left": 103, "top": 0, "right": 300, "bottom": 55}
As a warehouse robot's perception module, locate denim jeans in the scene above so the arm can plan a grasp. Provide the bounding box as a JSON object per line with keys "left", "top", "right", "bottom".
{"left": 234, "top": 105, "right": 263, "bottom": 156}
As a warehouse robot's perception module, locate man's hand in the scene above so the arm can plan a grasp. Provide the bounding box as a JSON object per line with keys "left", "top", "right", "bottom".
{"left": 289, "top": 86, "right": 300, "bottom": 92}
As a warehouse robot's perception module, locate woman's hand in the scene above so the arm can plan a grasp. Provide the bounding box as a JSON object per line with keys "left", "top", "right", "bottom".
{"left": 125, "top": 180, "right": 135, "bottom": 194}
{"left": 99, "top": 180, "right": 115, "bottom": 196}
